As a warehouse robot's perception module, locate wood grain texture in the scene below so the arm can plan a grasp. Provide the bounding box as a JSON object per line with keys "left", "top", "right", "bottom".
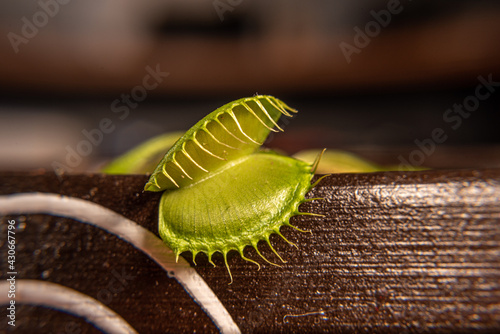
{"left": 0, "top": 170, "right": 499, "bottom": 333}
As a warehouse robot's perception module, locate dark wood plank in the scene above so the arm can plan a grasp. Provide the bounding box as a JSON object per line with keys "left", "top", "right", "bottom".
{"left": 0, "top": 170, "right": 499, "bottom": 333}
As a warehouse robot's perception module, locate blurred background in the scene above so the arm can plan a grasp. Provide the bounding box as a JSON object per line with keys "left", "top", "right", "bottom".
{"left": 0, "top": 0, "right": 499, "bottom": 173}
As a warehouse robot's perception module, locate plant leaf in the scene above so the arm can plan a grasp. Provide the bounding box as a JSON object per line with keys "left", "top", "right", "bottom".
{"left": 144, "top": 95, "right": 324, "bottom": 282}
{"left": 101, "top": 132, "right": 183, "bottom": 175}
{"left": 145, "top": 96, "right": 296, "bottom": 191}
{"left": 294, "top": 149, "right": 427, "bottom": 173}
{"left": 159, "top": 151, "right": 314, "bottom": 280}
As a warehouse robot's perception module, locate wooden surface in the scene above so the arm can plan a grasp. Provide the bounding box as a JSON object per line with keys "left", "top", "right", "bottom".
{"left": 1, "top": 169, "right": 499, "bottom": 333}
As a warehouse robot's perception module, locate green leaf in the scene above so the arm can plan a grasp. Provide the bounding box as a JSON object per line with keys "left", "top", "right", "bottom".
{"left": 145, "top": 95, "right": 322, "bottom": 282}
{"left": 294, "top": 149, "right": 427, "bottom": 173}
{"left": 145, "top": 96, "right": 296, "bottom": 191}
{"left": 101, "top": 132, "right": 183, "bottom": 175}
{"left": 159, "top": 152, "right": 314, "bottom": 271}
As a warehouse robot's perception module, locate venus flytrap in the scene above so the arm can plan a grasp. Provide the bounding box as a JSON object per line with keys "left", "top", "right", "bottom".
{"left": 143, "top": 95, "right": 326, "bottom": 283}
